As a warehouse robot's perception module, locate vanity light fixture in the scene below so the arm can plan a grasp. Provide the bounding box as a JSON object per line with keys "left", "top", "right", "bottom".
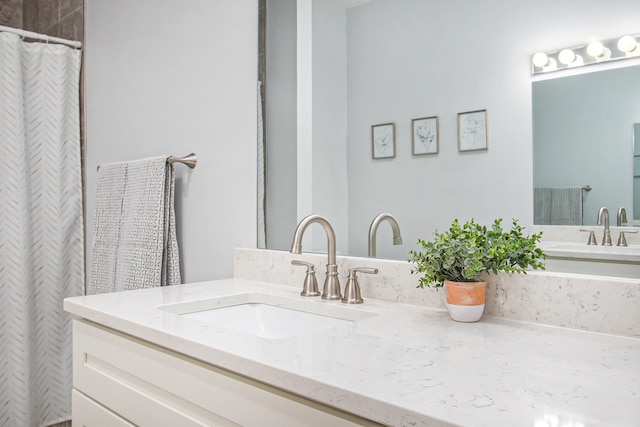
{"left": 618, "top": 35, "right": 640, "bottom": 56}
{"left": 532, "top": 33, "right": 640, "bottom": 75}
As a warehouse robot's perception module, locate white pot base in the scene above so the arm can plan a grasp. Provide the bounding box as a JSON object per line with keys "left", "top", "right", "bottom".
{"left": 446, "top": 303, "right": 485, "bottom": 322}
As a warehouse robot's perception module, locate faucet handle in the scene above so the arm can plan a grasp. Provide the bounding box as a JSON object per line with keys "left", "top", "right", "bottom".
{"left": 342, "top": 267, "right": 379, "bottom": 304}
{"left": 579, "top": 229, "right": 598, "bottom": 245}
{"left": 617, "top": 229, "right": 638, "bottom": 247}
{"left": 291, "top": 260, "right": 321, "bottom": 297}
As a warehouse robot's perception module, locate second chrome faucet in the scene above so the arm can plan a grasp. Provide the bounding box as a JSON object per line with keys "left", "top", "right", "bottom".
{"left": 368, "top": 213, "right": 403, "bottom": 258}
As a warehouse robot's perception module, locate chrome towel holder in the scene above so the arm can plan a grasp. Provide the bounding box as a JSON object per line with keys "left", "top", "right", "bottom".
{"left": 97, "top": 153, "right": 197, "bottom": 171}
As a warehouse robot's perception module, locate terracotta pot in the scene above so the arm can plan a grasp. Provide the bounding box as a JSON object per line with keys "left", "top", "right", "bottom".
{"left": 444, "top": 280, "right": 486, "bottom": 322}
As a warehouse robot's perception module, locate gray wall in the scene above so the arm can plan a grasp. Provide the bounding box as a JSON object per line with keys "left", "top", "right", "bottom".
{"left": 309, "top": 0, "right": 349, "bottom": 254}
{"left": 266, "top": 0, "right": 350, "bottom": 255}
{"left": 265, "top": 0, "right": 297, "bottom": 251}
{"left": 84, "top": 0, "right": 258, "bottom": 282}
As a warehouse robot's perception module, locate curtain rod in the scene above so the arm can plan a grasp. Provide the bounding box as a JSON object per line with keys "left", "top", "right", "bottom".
{"left": 0, "top": 25, "right": 82, "bottom": 49}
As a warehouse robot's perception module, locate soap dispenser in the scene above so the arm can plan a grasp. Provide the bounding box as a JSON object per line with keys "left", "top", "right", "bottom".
{"left": 342, "top": 267, "right": 378, "bottom": 304}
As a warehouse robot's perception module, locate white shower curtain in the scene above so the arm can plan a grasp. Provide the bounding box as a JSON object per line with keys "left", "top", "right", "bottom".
{"left": 0, "top": 32, "right": 83, "bottom": 426}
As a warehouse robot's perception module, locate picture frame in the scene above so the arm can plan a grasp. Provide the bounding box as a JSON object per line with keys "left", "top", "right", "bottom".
{"left": 371, "top": 123, "right": 396, "bottom": 159}
{"left": 411, "top": 116, "right": 439, "bottom": 155}
{"left": 457, "top": 109, "right": 488, "bottom": 152}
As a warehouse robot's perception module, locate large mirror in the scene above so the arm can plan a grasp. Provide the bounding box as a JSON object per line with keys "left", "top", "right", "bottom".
{"left": 533, "top": 66, "right": 640, "bottom": 227}
{"left": 261, "top": 0, "right": 640, "bottom": 260}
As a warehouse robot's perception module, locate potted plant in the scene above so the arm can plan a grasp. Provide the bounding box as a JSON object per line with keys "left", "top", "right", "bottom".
{"left": 408, "top": 218, "right": 545, "bottom": 322}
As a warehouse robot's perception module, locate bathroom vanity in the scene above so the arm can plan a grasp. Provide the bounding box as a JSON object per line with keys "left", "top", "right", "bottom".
{"left": 70, "top": 317, "right": 376, "bottom": 426}
{"left": 65, "top": 274, "right": 640, "bottom": 426}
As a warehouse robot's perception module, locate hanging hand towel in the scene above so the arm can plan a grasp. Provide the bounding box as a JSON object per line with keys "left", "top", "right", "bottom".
{"left": 534, "top": 187, "right": 583, "bottom": 225}
{"left": 89, "top": 156, "right": 181, "bottom": 294}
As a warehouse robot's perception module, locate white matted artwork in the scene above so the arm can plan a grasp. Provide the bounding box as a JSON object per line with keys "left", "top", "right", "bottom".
{"left": 371, "top": 123, "right": 395, "bottom": 159}
{"left": 457, "top": 109, "right": 488, "bottom": 152}
{"left": 412, "top": 116, "right": 439, "bottom": 155}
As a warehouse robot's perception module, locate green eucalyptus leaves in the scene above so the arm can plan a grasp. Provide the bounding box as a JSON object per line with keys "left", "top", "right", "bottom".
{"left": 408, "top": 218, "right": 546, "bottom": 288}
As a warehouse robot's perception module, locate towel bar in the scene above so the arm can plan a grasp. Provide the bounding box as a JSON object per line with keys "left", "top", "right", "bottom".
{"left": 168, "top": 153, "right": 197, "bottom": 169}
{"left": 97, "top": 153, "right": 197, "bottom": 171}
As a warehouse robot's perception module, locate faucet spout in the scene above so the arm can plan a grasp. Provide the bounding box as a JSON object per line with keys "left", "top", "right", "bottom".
{"left": 597, "top": 207, "right": 612, "bottom": 246}
{"left": 368, "top": 213, "right": 403, "bottom": 257}
{"left": 617, "top": 207, "right": 628, "bottom": 227}
{"left": 290, "top": 214, "right": 341, "bottom": 300}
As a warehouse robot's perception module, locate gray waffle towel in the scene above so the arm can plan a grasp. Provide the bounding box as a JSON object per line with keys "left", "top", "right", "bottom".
{"left": 534, "top": 187, "right": 583, "bottom": 226}
{"left": 89, "top": 156, "right": 181, "bottom": 294}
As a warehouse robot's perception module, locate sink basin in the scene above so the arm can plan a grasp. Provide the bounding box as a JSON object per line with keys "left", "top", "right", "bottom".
{"left": 156, "top": 293, "right": 377, "bottom": 339}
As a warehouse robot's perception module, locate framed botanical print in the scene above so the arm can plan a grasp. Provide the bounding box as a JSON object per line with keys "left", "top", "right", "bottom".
{"left": 371, "top": 123, "right": 395, "bottom": 159}
{"left": 412, "top": 116, "right": 439, "bottom": 155}
{"left": 458, "top": 109, "right": 488, "bottom": 152}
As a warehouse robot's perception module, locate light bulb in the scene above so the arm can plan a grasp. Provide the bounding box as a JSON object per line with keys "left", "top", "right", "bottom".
{"left": 587, "top": 41, "right": 611, "bottom": 61}
{"left": 617, "top": 35, "right": 638, "bottom": 53}
{"left": 558, "top": 49, "right": 576, "bottom": 65}
{"left": 587, "top": 41, "right": 604, "bottom": 57}
{"left": 532, "top": 52, "right": 549, "bottom": 68}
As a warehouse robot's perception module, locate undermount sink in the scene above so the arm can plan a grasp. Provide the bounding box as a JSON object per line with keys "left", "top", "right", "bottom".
{"left": 156, "top": 292, "right": 377, "bottom": 339}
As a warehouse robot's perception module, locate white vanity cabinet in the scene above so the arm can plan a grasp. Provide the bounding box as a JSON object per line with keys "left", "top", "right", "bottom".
{"left": 71, "top": 320, "right": 380, "bottom": 427}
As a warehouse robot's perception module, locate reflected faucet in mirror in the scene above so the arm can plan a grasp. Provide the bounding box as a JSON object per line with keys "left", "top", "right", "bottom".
{"left": 597, "top": 207, "right": 612, "bottom": 246}
{"left": 617, "top": 207, "right": 628, "bottom": 226}
{"left": 368, "top": 213, "right": 403, "bottom": 258}
{"left": 290, "top": 214, "right": 342, "bottom": 300}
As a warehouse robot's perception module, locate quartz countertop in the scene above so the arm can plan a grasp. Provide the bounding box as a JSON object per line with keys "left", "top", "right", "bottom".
{"left": 64, "top": 279, "right": 640, "bottom": 427}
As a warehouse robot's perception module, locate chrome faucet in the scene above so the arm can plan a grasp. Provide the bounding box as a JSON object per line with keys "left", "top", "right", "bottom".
{"left": 368, "top": 213, "right": 403, "bottom": 257}
{"left": 290, "top": 214, "right": 342, "bottom": 300}
{"left": 617, "top": 207, "right": 628, "bottom": 227}
{"left": 597, "top": 207, "right": 612, "bottom": 246}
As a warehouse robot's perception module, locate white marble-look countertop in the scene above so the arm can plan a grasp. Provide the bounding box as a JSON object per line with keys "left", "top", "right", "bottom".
{"left": 64, "top": 279, "right": 640, "bottom": 427}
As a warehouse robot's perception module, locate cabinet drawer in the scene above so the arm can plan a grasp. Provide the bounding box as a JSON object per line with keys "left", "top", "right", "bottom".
{"left": 73, "top": 319, "right": 379, "bottom": 427}
{"left": 72, "top": 389, "right": 135, "bottom": 427}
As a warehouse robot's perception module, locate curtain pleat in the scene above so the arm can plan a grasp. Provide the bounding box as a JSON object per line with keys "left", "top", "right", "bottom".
{"left": 0, "top": 32, "right": 83, "bottom": 427}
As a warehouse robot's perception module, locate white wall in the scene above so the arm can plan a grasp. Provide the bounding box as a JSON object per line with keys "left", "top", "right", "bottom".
{"left": 345, "top": 0, "right": 640, "bottom": 259}
{"left": 84, "top": 0, "right": 257, "bottom": 282}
